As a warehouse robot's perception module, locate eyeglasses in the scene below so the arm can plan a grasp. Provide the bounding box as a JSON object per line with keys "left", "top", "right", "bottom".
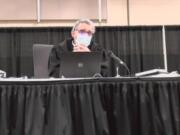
{"left": 76, "top": 29, "right": 94, "bottom": 36}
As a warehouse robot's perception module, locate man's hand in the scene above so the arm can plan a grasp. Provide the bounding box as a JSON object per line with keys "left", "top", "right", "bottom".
{"left": 73, "top": 44, "right": 91, "bottom": 52}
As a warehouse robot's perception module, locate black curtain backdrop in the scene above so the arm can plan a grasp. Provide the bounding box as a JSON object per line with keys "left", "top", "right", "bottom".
{"left": 0, "top": 78, "right": 179, "bottom": 135}
{"left": 95, "top": 26, "right": 164, "bottom": 75}
{"left": 165, "top": 26, "right": 180, "bottom": 72}
{"left": 0, "top": 26, "right": 165, "bottom": 77}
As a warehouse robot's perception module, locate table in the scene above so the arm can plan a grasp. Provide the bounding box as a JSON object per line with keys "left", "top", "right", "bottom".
{"left": 0, "top": 77, "right": 179, "bottom": 135}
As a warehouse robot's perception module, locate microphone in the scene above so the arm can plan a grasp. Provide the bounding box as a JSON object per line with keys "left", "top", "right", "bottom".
{"left": 107, "top": 51, "right": 130, "bottom": 76}
{"left": 108, "top": 51, "right": 125, "bottom": 65}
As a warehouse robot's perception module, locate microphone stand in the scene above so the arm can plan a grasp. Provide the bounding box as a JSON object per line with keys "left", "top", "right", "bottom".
{"left": 107, "top": 50, "right": 130, "bottom": 77}
{"left": 115, "top": 66, "right": 121, "bottom": 77}
{"left": 115, "top": 63, "right": 131, "bottom": 77}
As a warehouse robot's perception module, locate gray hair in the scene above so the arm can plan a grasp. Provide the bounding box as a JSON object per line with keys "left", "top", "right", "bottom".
{"left": 71, "top": 19, "right": 96, "bottom": 34}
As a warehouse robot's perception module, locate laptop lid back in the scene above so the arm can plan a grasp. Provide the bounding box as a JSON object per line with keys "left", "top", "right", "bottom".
{"left": 59, "top": 52, "right": 103, "bottom": 78}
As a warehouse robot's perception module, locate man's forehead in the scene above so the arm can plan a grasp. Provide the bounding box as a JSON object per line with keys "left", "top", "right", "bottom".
{"left": 77, "top": 23, "right": 92, "bottom": 29}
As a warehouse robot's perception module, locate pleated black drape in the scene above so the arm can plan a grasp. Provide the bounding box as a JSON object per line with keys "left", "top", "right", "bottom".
{"left": 0, "top": 26, "right": 164, "bottom": 77}
{"left": 99, "top": 78, "right": 180, "bottom": 135}
{"left": 0, "top": 78, "right": 179, "bottom": 135}
{"left": 165, "top": 26, "right": 180, "bottom": 72}
{"left": 95, "top": 26, "right": 164, "bottom": 75}
{"left": 0, "top": 28, "right": 71, "bottom": 77}
{"left": 0, "top": 80, "right": 109, "bottom": 135}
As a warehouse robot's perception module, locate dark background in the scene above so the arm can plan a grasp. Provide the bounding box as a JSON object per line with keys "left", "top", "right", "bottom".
{"left": 0, "top": 26, "right": 179, "bottom": 135}
{"left": 0, "top": 25, "right": 179, "bottom": 77}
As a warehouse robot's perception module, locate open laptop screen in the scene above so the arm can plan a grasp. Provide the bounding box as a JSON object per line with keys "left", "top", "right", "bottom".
{"left": 59, "top": 52, "right": 103, "bottom": 78}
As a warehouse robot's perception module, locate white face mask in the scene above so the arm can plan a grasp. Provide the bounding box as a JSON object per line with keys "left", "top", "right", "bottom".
{"left": 75, "top": 33, "right": 92, "bottom": 47}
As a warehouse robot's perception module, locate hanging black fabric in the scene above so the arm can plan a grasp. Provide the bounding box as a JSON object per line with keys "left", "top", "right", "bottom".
{"left": 0, "top": 78, "right": 179, "bottom": 135}
{"left": 165, "top": 26, "right": 180, "bottom": 72}
{"left": 95, "top": 26, "right": 164, "bottom": 76}
{"left": 0, "top": 26, "right": 163, "bottom": 77}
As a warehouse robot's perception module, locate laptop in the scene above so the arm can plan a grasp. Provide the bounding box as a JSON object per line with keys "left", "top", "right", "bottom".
{"left": 59, "top": 52, "right": 103, "bottom": 78}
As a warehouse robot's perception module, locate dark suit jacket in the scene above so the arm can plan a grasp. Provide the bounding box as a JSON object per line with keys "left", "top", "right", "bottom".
{"left": 48, "top": 38, "right": 111, "bottom": 77}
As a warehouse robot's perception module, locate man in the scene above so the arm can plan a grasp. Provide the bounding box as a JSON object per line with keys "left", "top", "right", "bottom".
{"left": 48, "top": 19, "right": 110, "bottom": 77}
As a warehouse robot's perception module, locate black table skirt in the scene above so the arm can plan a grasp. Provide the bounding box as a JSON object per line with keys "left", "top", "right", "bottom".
{"left": 0, "top": 77, "right": 179, "bottom": 135}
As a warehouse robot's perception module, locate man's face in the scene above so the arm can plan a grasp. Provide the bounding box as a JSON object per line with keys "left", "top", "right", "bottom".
{"left": 71, "top": 23, "right": 94, "bottom": 40}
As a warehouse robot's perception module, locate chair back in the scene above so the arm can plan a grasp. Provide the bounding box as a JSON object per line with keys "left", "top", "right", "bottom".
{"left": 33, "top": 44, "right": 54, "bottom": 78}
